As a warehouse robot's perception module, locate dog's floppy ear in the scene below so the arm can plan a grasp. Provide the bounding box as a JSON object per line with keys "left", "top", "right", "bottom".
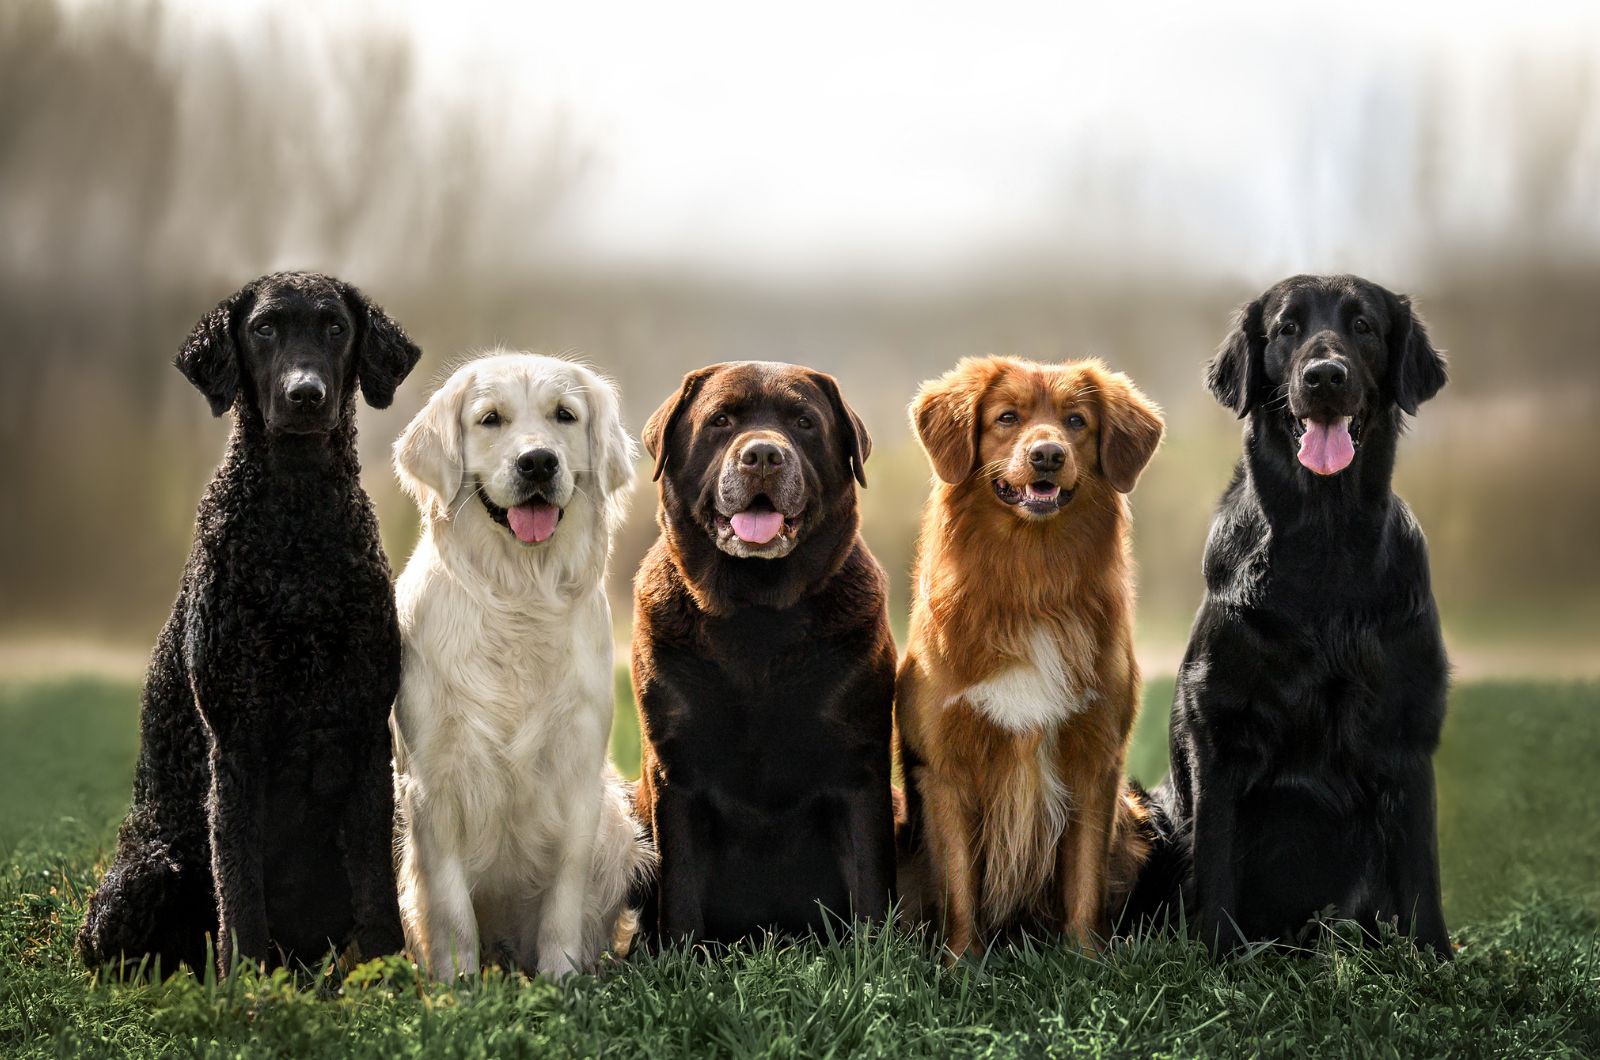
{"left": 911, "top": 357, "right": 999, "bottom": 484}
{"left": 807, "top": 369, "right": 872, "bottom": 488}
{"left": 1092, "top": 366, "right": 1165, "bottom": 494}
{"left": 342, "top": 281, "right": 422, "bottom": 409}
{"left": 643, "top": 366, "right": 717, "bottom": 482}
{"left": 581, "top": 364, "right": 638, "bottom": 498}
{"left": 1387, "top": 292, "right": 1448, "bottom": 415}
{"left": 394, "top": 368, "right": 471, "bottom": 518}
{"left": 175, "top": 281, "right": 254, "bottom": 416}
{"left": 1207, "top": 296, "right": 1266, "bottom": 418}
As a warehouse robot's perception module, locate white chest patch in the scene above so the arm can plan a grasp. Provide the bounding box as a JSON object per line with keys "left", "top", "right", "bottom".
{"left": 952, "top": 627, "right": 1092, "bottom": 733}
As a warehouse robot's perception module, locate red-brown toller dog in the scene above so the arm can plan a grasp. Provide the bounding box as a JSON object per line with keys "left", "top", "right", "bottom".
{"left": 895, "top": 355, "right": 1164, "bottom": 961}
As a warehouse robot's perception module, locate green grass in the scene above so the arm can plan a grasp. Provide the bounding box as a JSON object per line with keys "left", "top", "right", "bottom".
{"left": 3, "top": 676, "right": 1599, "bottom": 1057}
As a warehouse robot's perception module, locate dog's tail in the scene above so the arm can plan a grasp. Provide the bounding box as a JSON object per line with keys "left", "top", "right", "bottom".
{"left": 1106, "top": 780, "right": 1188, "bottom": 937}
{"left": 595, "top": 771, "right": 659, "bottom": 961}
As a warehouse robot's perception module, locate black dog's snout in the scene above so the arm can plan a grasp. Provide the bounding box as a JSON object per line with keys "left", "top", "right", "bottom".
{"left": 1303, "top": 359, "right": 1349, "bottom": 392}
{"left": 516, "top": 448, "right": 561, "bottom": 479}
{"left": 739, "top": 440, "right": 786, "bottom": 471}
{"left": 1028, "top": 442, "right": 1066, "bottom": 472}
{"left": 285, "top": 374, "right": 327, "bottom": 408}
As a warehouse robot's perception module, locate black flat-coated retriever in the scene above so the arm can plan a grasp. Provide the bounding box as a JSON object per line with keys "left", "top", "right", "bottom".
{"left": 1124, "top": 274, "right": 1452, "bottom": 958}
{"left": 76, "top": 272, "right": 421, "bottom": 976}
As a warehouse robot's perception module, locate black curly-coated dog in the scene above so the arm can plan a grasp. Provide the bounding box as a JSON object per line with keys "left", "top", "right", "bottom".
{"left": 76, "top": 272, "right": 421, "bottom": 976}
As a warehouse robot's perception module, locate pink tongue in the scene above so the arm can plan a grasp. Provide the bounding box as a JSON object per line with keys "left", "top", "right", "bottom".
{"left": 730, "top": 510, "right": 784, "bottom": 544}
{"left": 1298, "top": 418, "right": 1355, "bottom": 476}
{"left": 506, "top": 502, "right": 560, "bottom": 543}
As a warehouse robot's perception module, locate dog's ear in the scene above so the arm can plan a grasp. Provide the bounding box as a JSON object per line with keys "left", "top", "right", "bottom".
{"left": 806, "top": 369, "right": 872, "bottom": 488}
{"left": 1206, "top": 297, "right": 1266, "bottom": 418}
{"left": 393, "top": 369, "right": 470, "bottom": 518}
{"left": 1092, "top": 366, "right": 1165, "bottom": 494}
{"left": 175, "top": 281, "right": 253, "bottom": 416}
{"left": 1387, "top": 292, "right": 1448, "bottom": 415}
{"left": 342, "top": 281, "right": 422, "bottom": 409}
{"left": 911, "top": 358, "right": 999, "bottom": 484}
{"left": 582, "top": 365, "right": 638, "bottom": 499}
{"left": 643, "top": 366, "right": 717, "bottom": 483}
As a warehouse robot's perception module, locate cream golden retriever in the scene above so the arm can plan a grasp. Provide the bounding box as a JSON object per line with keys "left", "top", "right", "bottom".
{"left": 391, "top": 351, "right": 654, "bottom": 979}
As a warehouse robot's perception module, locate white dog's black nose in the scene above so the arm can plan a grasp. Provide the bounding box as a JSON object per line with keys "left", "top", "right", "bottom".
{"left": 517, "top": 448, "right": 560, "bottom": 479}
{"left": 285, "top": 374, "right": 326, "bottom": 409}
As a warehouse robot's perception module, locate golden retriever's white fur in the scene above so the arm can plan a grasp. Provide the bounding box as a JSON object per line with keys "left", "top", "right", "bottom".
{"left": 391, "top": 351, "right": 654, "bottom": 978}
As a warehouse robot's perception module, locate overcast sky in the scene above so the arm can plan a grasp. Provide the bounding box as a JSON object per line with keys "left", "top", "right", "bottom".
{"left": 163, "top": 0, "right": 1600, "bottom": 282}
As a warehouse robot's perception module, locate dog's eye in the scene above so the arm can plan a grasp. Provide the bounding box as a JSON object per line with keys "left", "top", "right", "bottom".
{"left": 328, "top": 322, "right": 345, "bottom": 337}
{"left": 712, "top": 413, "right": 731, "bottom": 428}
{"left": 479, "top": 410, "right": 502, "bottom": 427}
{"left": 556, "top": 405, "right": 577, "bottom": 424}
{"left": 797, "top": 415, "right": 814, "bottom": 429}
{"left": 1280, "top": 321, "right": 1298, "bottom": 337}
{"left": 1353, "top": 317, "right": 1371, "bottom": 334}
{"left": 1066, "top": 414, "right": 1086, "bottom": 430}
{"left": 997, "top": 411, "right": 1020, "bottom": 425}
{"left": 253, "top": 323, "right": 274, "bottom": 338}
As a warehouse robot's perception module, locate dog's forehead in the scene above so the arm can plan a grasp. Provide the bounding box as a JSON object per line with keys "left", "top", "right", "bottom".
{"left": 470, "top": 358, "right": 591, "bottom": 409}
{"left": 698, "top": 361, "right": 819, "bottom": 409}
{"left": 252, "top": 273, "right": 345, "bottom": 313}
{"left": 1268, "top": 276, "right": 1388, "bottom": 325}
{"left": 987, "top": 360, "right": 1096, "bottom": 407}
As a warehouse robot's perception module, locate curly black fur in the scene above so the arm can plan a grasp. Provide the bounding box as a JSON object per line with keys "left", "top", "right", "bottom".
{"left": 76, "top": 272, "right": 421, "bottom": 977}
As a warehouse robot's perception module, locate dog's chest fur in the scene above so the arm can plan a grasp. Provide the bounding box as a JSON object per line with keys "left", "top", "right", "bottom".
{"left": 396, "top": 550, "right": 614, "bottom": 869}
{"left": 951, "top": 625, "right": 1094, "bottom": 733}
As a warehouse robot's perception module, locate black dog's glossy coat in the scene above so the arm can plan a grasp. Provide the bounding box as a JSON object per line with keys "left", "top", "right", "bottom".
{"left": 76, "top": 273, "right": 420, "bottom": 976}
{"left": 630, "top": 362, "right": 897, "bottom": 946}
{"left": 1134, "top": 275, "right": 1452, "bottom": 957}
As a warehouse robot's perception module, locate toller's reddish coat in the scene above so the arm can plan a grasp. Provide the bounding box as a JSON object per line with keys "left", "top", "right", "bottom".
{"left": 895, "top": 356, "right": 1163, "bottom": 959}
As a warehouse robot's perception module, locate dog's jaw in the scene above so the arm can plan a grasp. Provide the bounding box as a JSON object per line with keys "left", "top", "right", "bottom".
{"left": 992, "top": 478, "right": 1075, "bottom": 518}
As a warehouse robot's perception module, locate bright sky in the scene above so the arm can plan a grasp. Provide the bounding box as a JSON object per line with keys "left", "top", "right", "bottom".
{"left": 165, "top": 0, "right": 1600, "bottom": 281}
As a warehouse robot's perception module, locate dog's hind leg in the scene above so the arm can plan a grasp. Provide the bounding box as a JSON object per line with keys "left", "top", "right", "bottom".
{"left": 77, "top": 616, "right": 218, "bottom": 975}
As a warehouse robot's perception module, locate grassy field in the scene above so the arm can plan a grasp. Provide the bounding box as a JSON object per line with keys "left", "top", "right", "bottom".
{"left": 2, "top": 676, "right": 1598, "bottom": 1057}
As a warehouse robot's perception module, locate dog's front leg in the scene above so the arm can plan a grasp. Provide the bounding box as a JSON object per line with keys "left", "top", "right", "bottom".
{"left": 205, "top": 732, "right": 270, "bottom": 975}
{"left": 920, "top": 773, "right": 980, "bottom": 964}
{"left": 341, "top": 737, "right": 405, "bottom": 962}
{"left": 1058, "top": 763, "right": 1118, "bottom": 953}
{"left": 1387, "top": 757, "right": 1451, "bottom": 960}
{"left": 535, "top": 787, "right": 602, "bottom": 978}
{"left": 409, "top": 830, "right": 480, "bottom": 980}
{"left": 1190, "top": 768, "right": 1244, "bottom": 954}
{"left": 654, "top": 782, "right": 707, "bottom": 942}
{"left": 837, "top": 783, "right": 894, "bottom": 925}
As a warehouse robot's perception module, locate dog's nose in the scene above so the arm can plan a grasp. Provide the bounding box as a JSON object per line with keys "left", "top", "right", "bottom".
{"left": 285, "top": 375, "right": 326, "bottom": 409}
{"left": 1303, "top": 359, "right": 1348, "bottom": 392}
{"left": 739, "top": 440, "right": 785, "bottom": 471}
{"left": 516, "top": 448, "right": 560, "bottom": 479}
{"left": 1028, "top": 442, "right": 1066, "bottom": 472}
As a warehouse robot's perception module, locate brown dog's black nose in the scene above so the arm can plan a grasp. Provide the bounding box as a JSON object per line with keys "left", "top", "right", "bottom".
{"left": 285, "top": 375, "right": 326, "bottom": 408}
{"left": 516, "top": 448, "right": 560, "bottom": 479}
{"left": 1028, "top": 441, "right": 1065, "bottom": 473}
{"left": 1303, "top": 359, "right": 1348, "bottom": 392}
{"left": 739, "top": 440, "right": 785, "bottom": 471}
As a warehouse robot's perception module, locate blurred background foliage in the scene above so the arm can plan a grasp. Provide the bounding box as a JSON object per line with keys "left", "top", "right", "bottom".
{"left": 1, "top": 0, "right": 1597, "bottom": 674}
